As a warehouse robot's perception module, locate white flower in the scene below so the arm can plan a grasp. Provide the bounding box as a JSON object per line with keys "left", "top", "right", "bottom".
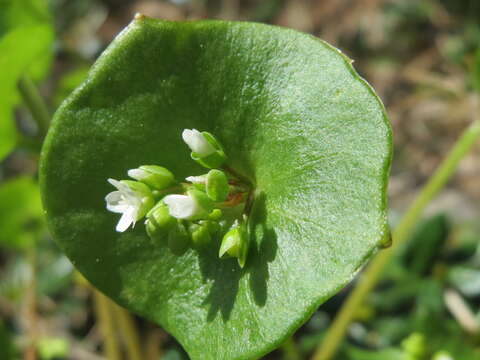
{"left": 182, "top": 129, "right": 216, "bottom": 156}
{"left": 105, "top": 179, "right": 143, "bottom": 232}
{"left": 163, "top": 194, "right": 199, "bottom": 219}
{"left": 185, "top": 175, "right": 206, "bottom": 184}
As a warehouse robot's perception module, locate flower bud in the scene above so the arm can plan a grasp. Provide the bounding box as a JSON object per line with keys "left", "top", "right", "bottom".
{"left": 168, "top": 221, "right": 190, "bottom": 255}
{"left": 182, "top": 129, "right": 226, "bottom": 169}
{"left": 185, "top": 175, "right": 207, "bottom": 192}
{"left": 128, "top": 165, "right": 175, "bottom": 190}
{"left": 189, "top": 223, "right": 212, "bottom": 248}
{"left": 199, "top": 220, "right": 221, "bottom": 235}
{"left": 145, "top": 202, "right": 176, "bottom": 240}
{"left": 206, "top": 169, "right": 229, "bottom": 202}
{"left": 219, "top": 221, "right": 249, "bottom": 268}
{"left": 163, "top": 189, "right": 213, "bottom": 220}
{"left": 185, "top": 175, "right": 206, "bottom": 184}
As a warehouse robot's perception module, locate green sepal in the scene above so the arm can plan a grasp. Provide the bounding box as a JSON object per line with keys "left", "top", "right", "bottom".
{"left": 168, "top": 221, "right": 190, "bottom": 255}
{"left": 219, "top": 222, "right": 249, "bottom": 268}
{"left": 205, "top": 169, "right": 229, "bottom": 202}
{"left": 237, "top": 224, "right": 250, "bottom": 268}
{"left": 208, "top": 209, "right": 222, "bottom": 221}
{"left": 129, "top": 165, "right": 175, "bottom": 190}
{"left": 190, "top": 133, "right": 226, "bottom": 169}
{"left": 189, "top": 222, "right": 212, "bottom": 248}
{"left": 199, "top": 220, "right": 221, "bottom": 235}
{"left": 187, "top": 189, "right": 214, "bottom": 220}
{"left": 219, "top": 227, "right": 240, "bottom": 258}
{"left": 120, "top": 180, "right": 152, "bottom": 196}
{"left": 120, "top": 180, "right": 154, "bottom": 219}
{"left": 146, "top": 202, "right": 176, "bottom": 240}
{"left": 191, "top": 151, "right": 226, "bottom": 170}
{"left": 191, "top": 183, "right": 206, "bottom": 192}
{"left": 202, "top": 132, "right": 225, "bottom": 151}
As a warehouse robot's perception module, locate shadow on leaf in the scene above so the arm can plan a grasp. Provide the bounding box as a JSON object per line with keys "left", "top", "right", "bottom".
{"left": 247, "top": 191, "right": 277, "bottom": 307}
{"left": 198, "top": 191, "right": 277, "bottom": 321}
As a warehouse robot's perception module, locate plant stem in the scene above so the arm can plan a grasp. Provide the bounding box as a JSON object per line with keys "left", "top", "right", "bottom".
{"left": 223, "top": 165, "right": 253, "bottom": 187}
{"left": 312, "top": 119, "right": 480, "bottom": 360}
{"left": 24, "top": 246, "right": 38, "bottom": 360}
{"left": 112, "top": 303, "right": 144, "bottom": 360}
{"left": 17, "top": 75, "right": 50, "bottom": 138}
{"left": 145, "top": 328, "right": 166, "bottom": 360}
{"left": 92, "top": 289, "right": 121, "bottom": 360}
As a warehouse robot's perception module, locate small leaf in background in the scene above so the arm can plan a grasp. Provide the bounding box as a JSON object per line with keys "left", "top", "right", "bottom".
{"left": 53, "top": 66, "right": 90, "bottom": 108}
{"left": 0, "top": 0, "right": 51, "bottom": 35}
{"left": 401, "top": 214, "right": 450, "bottom": 276}
{"left": 0, "top": 176, "right": 44, "bottom": 249}
{"left": 37, "top": 337, "right": 70, "bottom": 360}
{"left": 38, "top": 255, "right": 74, "bottom": 296}
{"left": 345, "top": 346, "right": 404, "bottom": 360}
{"left": 41, "top": 18, "right": 392, "bottom": 359}
{"left": 0, "top": 0, "right": 54, "bottom": 160}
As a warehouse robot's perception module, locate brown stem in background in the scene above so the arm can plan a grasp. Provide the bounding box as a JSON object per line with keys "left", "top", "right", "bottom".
{"left": 222, "top": 165, "right": 253, "bottom": 187}
{"left": 24, "top": 246, "right": 38, "bottom": 360}
{"left": 112, "top": 303, "right": 144, "bottom": 360}
{"left": 92, "top": 289, "right": 121, "bottom": 360}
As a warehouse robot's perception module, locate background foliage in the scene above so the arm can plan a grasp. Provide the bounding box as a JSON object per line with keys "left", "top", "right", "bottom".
{"left": 0, "top": 0, "right": 479, "bottom": 359}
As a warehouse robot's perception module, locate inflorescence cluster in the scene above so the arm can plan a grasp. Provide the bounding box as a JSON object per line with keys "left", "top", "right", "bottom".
{"left": 105, "top": 129, "right": 251, "bottom": 267}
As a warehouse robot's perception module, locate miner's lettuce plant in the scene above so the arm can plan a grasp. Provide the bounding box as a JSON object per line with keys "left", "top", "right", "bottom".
{"left": 39, "top": 17, "right": 392, "bottom": 359}
{"left": 0, "top": 0, "right": 480, "bottom": 360}
{"left": 5, "top": 7, "right": 480, "bottom": 360}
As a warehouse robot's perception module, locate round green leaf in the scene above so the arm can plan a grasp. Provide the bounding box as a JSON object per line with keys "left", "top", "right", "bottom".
{"left": 40, "top": 18, "right": 392, "bottom": 360}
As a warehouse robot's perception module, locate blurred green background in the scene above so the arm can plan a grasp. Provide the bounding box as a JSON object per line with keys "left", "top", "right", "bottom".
{"left": 1, "top": 0, "right": 480, "bottom": 359}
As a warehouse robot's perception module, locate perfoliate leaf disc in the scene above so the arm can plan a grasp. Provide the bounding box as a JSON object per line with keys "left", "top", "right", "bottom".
{"left": 40, "top": 18, "right": 392, "bottom": 360}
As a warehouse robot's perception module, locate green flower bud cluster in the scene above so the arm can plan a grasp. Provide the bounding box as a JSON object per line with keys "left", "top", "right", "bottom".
{"left": 145, "top": 197, "right": 223, "bottom": 255}
{"left": 105, "top": 129, "right": 252, "bottom": 267}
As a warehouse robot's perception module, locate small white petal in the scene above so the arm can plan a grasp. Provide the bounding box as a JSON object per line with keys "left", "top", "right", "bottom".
{"left": 116, "top": 206, "right": 136, "bottom": 232}
{"left": 108, "top": 178, "right": 122, "bottom": 189}
{"left": 105, "top": 191, "right": 122, "bottom": 205}
{"left": 128, "top": 168, "right": 148, "bottom": 181}
{"left": 107, "top": 178, "right": 145, "bottom": 231}
{"left": 163, "top": 194, "right": 197, "bottom": 219}
{"left": 109, "top": 178, "right": 143, "bottom": 204}
{"left": 109, "top": 178, "right": 136, "bottom": 197}
{"left": 182, "top": 129, "right": 216, "bottom": 156}
{"left": 185, "top": 175, "right": 206, "bottom": 184}
{"left": 105, "top": 191, "right": 128, "bottom": 213}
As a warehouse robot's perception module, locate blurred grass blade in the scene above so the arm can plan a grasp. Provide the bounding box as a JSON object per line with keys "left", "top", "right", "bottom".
{"left": 0, "top": 0, "right": 53, "bottom": 159}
